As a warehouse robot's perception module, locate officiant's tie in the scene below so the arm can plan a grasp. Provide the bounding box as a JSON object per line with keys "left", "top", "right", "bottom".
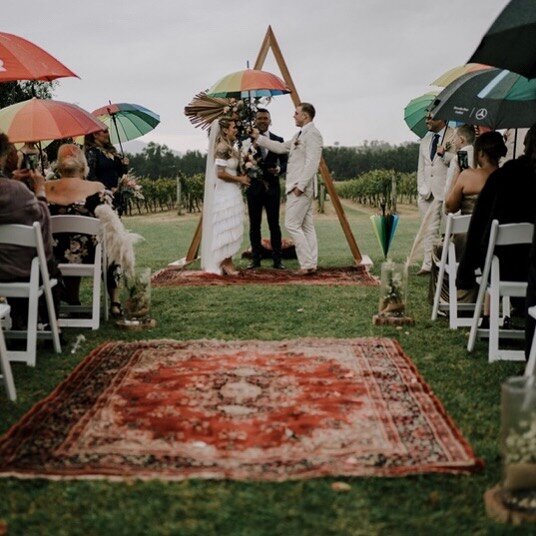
{"left": 430, "top": 133, "right": 440, "bottom": 160}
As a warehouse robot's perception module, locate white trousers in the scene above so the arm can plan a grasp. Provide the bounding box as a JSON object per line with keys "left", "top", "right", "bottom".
{"left": 285, "top": 191, "right": 318, "bottom": 269}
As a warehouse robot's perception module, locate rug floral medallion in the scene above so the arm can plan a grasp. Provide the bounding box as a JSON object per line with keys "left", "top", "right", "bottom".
{"left": 0, "top": 338, "right": 481, "bottom": 481}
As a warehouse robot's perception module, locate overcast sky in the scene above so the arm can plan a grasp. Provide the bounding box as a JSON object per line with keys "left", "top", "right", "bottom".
{"left": 4, "top": 0, "right": 510, "bottom": 153}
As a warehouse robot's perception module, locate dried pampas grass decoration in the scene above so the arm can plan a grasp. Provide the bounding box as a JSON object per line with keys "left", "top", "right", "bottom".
{"left": 94, "top": 204, "right": 144, "bottom": 278}
{"left": 184, "top": 92, "right": 232, "bottom": 129}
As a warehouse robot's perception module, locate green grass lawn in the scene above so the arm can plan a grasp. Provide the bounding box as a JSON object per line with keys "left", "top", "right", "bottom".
{"left": 0, "top": 202, "right": 529, "bottom": 535}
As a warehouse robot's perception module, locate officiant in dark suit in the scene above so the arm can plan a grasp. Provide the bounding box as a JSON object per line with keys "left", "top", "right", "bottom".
{"left": 247, "top": 109, "right": 287, "bottom": 269}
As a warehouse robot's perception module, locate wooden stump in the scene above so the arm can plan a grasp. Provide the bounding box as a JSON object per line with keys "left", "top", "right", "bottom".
{"left": 373, "top": 314, "right": 414, "bottom": 326}
{"left": 484, "top": 484, "right": 536, "bottom": 525}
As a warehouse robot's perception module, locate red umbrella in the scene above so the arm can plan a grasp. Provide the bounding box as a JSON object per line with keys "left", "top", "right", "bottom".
{"left": 0, "top": 98, "right": 105, "bottom": 143}
{"left": 0, "top": 32, "right": 77, "bottom": 82}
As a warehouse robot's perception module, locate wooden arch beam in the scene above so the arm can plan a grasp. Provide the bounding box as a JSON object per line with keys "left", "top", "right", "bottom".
{"left": 173, "top": 25, "right": 366, "bottom": 268}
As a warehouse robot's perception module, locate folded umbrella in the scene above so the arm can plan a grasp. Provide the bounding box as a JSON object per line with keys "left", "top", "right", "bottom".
{"left": 0, "top": 32, "right": 77, "bottom": 82}
{"left": 370, "top": 210, "right": 400, "bottom": 259}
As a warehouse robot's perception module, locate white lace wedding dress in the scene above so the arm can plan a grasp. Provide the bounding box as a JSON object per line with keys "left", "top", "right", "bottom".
{"left": 201, "top": 123, "right": 244, "bottom": 275}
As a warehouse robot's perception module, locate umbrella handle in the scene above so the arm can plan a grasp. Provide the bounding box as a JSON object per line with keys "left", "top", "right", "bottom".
{"left": 110, "top": 111, "right": 124, "bottom": 157}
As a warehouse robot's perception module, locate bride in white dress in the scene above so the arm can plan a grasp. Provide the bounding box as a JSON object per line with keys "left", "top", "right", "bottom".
{"left": 201, "top": 118, "right": 250, "bottom": 275}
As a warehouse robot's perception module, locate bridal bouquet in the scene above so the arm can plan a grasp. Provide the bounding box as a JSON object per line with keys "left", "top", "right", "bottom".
{"left": 240, "top": 139, "right": 262, "bottom": 180}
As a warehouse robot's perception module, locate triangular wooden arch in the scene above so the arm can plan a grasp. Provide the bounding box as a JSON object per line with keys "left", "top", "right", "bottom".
{"left": 172, "top": 26, "right": 366, "bottom": 268}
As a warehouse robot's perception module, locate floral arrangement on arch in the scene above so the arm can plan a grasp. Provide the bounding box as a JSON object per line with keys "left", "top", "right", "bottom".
{"left": 185, "top": 92, "right": 272, "bottom": 181}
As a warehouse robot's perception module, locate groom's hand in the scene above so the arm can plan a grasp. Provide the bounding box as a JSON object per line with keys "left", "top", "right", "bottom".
{"left": 292, "top": 187, "right": 303, "bottom": 196}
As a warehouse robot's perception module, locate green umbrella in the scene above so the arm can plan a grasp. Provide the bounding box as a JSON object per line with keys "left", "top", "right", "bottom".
{"left": 469, "top": 0, "right": 536, "bottom": 79}
{"left": 403, "top": 92, "right": 438, "bottom": 138}
{"left": 92, "top": 102, "right": 160, "bottom": 155}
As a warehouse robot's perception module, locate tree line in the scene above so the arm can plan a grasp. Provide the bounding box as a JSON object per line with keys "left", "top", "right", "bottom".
{"left": 127, "top": 140, "right": 420, "bottom": 181}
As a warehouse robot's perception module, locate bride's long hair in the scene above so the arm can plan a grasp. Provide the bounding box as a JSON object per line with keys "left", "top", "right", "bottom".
{"left": 214, "top": 118, "right": 238, "bottom": 159}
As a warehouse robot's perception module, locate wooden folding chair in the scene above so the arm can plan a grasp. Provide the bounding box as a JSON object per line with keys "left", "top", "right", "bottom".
{"left": 431, "top": 213, "right": 474, "bottom": 329}
{"left": 467, "top": 220, "right": 534, "bottom": 362}
{"left": 0, "top": 303, "right": 16, "bottom": 401}
{"left": 50, "top": 215, "right": 108, "bottom": 329}
{"left": 0, "top": 222, "right": 61, "bottom": 367}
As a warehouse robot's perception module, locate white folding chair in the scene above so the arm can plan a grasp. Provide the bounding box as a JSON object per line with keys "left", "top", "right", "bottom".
{"left": 50, "top": 215, "right": 107, "bottom": 330}
{"left": 525, "top": 306, "right": 536, "bottom": 377}
{"left": 431, "top": 214, "right": 474, "bottom": 329}
{"left": 0, "top": 303, "right": 16, "bottom": 401}
{"left": 467, "top": 220, "right": 534, "bottom": 362}
{"left": 0, "top": 222, "right": 61, "bottom": 367}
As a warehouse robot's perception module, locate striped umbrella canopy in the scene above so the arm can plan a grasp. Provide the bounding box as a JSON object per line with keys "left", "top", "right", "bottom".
{"left": 0, "top": 98, "right": 106, "bottom": 143}
{"left": 404, "top": 92, "right": 439, "bottom": 138}
{"left": 431, "top": 68, "right": 536, "bottom": 128}
{"left": 431, "top": 63, "right": 492, "bottom": 87}
{"left": 0, "top": 32, "right": 78, "bottom": 82}
{"left": 92, "top": 102, "right": 160, "bottom": 146}
{"left": 477, "top": 68, "right": 536, "bottom": 100}
{"left": 206, "top": 69, "right": 290, "bottom": 98}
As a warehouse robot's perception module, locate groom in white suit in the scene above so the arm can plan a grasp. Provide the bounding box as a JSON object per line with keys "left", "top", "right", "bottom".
{"left": 252, "top": 103, "right": 323, "bottom": 274}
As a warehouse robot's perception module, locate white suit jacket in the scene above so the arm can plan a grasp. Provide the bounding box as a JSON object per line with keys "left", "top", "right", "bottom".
{"left": 417, "top": 127, "right": 456, "bottom": 201}
{"left": 256, "top": 121, "right": 323, "bottom": 195}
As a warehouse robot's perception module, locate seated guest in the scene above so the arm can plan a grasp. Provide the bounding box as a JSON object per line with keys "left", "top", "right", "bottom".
{"left": 445, "top": 131, "right": 506, "bottom": 215}
{"left": 443, "top": 124, "right": 476, "bottom": 199}
{"left": 46, "top": 144, "right": 138, "bottom": 317}
{"left": 457, "top": 125, "right": 536, "bottom": 305}
{"left": 0, "top": 134, "right": 61, "bottom": 329}
{"left": 429, "top": 132, "right": 506, "bottom": 305}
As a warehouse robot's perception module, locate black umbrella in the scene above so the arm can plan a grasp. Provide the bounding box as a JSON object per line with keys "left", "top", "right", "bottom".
{"left": 430, "top": 68, "right": 536, "bottom": 128}
{"left": 468, "top": 0, "right": 536, "bottom": 79}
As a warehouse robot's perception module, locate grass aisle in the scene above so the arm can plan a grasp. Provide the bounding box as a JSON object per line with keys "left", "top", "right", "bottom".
{"left": 0, "top": 202, "right": 527, "bottom": 535}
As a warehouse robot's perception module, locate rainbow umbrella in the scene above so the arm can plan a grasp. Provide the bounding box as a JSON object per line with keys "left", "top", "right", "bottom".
{"left": 431, "top": 63, "right": 492, "bottom": 87}
{"left": 370, "top": 210, "right": 400, "bottom": 259}
{"left": 0, "top": 98, "right": 105, "bottom": 143}
{"left": 92, "top": 102, "right": 160, "bottom": 155}
{"left": 206, "top": 69, "right": 290, "bottom": 98}
{"left": 0, "top": 32, "right": 78, "bottom": 82}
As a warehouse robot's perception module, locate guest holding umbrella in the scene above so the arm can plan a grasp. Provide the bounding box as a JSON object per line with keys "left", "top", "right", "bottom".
{"left": 84, "top": 129, "right": 129, "bottom": 215}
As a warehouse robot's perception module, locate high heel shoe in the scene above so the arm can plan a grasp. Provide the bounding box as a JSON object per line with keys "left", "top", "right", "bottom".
{"left": 221, "top": 262, "right": 239, "bottom": 276}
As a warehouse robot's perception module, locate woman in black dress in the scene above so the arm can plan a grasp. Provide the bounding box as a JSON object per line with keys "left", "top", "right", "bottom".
{"left": 84, "top": 129, "right": 129, "bottom": 216}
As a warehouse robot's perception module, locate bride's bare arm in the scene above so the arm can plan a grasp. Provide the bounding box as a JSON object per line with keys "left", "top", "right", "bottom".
{"left": 216, "top": 166, "right": 250, "bottom": 186}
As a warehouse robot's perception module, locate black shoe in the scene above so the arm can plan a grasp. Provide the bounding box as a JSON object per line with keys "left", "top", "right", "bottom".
{"left": 273, "top": 260, "right": 285, "bottom": 269}
{"left": 246, "top": 260, "right": 261, "bottom": 270}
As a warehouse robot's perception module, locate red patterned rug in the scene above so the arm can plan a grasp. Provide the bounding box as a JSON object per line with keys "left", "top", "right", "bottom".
{"left": 0, "top": 338, "right": 482, "bottom": 481}
{"left": 151, "top": 266, "right": 379, "bottom": 287}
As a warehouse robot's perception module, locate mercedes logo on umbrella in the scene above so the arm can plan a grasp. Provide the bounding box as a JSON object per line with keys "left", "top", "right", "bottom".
{"left": 475, "top": 108, "right": 488, "bottom": 120}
